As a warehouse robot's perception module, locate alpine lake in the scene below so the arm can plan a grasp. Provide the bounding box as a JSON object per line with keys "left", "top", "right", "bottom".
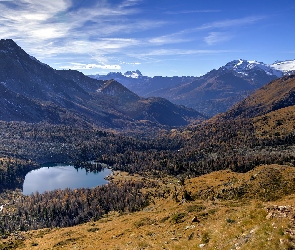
{"left": 22, "top": 163, "right": 112, "bottom": 195}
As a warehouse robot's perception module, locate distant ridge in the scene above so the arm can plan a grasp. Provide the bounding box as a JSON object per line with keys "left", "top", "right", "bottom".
{"left": 90, "top": 59, "right": 295, "bottom": 117}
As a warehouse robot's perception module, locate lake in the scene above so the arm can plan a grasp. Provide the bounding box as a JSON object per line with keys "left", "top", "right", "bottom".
{"left": 22, "top": 164, "right": 112, "bottom": 195}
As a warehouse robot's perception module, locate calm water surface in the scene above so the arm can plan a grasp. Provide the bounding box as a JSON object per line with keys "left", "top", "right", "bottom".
{"left": 23, "top": 164, "right": 112, "bottom": 195}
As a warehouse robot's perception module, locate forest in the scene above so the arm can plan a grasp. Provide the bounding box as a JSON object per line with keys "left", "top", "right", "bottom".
{"left": 0, "top": 180, "right": 156, "bottom": 233}
{"left": 0, "top": 110, "right": 294, "bottom": 235}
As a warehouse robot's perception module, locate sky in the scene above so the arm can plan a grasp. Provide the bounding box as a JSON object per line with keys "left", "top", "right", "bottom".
{"left": 0, "top": 0, "right": 294, "bottom": 77}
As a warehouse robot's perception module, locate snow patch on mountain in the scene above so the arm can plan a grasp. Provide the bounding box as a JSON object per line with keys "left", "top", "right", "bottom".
{"left": 271, "top": 60, "right": 295, "bottom": 73}
{"left": 222, "top": 59, "right": 284, "bottom": 77}
{"left": 124, "top": 70, "right": 142, "bottom": 78}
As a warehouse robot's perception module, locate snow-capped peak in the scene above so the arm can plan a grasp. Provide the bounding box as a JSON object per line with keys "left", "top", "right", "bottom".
{"left": 222, "top": 59, "right": 284, "bottom": 77}
{"left": 124, "top": 70, "right": 142, "bottom": 78}
{"left": 271, "top": 60, "right": 295, "bottom": 73}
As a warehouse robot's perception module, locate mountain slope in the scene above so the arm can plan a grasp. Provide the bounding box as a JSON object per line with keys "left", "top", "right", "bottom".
{"left": 0, "top": 39, "right": 90, "bottom": 106}
{"left": 56, "top": 69, "right": 105, "bottom": 93}
{"left": 0, "top": 39, "right": 204, "bottom": 128}
{"left": 0, "top": 83, "right": 70, "bottom": 123}
{"left": 91, "top": 59, "right": 295, "bottom": 117}
{"left": 88, "top": 80, "right": 205, "bottom": 127}
{"left": 151, "top": 60, "right": 280, "bottom": 116}
{"left": 89, "top": 72, "right": 197, "bottom": 97}
{"left": 220, "top": 75, "right": 295, "bottom": 119}
{"left": 3, "top": 165, "right": 295, "bottom": 250}
{"left": 98, "top": 79, "right": 140, "bottom": 102}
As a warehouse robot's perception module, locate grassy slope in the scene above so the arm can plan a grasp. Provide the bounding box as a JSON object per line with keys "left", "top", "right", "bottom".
{"left": 2, "top": 165, "right": 295, "bottom": 250}
{"left": 253, "top": 105, "right": 295, "bottom": 139}
{"left": 217, "top": 75, "right": 295, "bottom": 120}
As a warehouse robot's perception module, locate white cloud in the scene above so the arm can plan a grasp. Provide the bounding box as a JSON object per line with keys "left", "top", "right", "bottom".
{"left": 119, "top": 0, "right": 143, "bottom": 8}
{"left": 165, "top": 10, "right": 221, "bottom": 14}
{"left": 148, "top": 35, "right": 190, "bottom": 45}
{"left": 146, "top": 15, "right": 264, "bottom": 48}
{"left": 139, "top": 49, "right": 235, "bottom": 57}
{"left": 197, "top": 16, "right": 266, "bottom": 30}
{"left": 0, "top": 0, "right": 71, "bottom": 41}
{"left": 0, "top": 0, "right": 167, "bottom": 64}
{"left": 119, "top": 61, "right": 141, "bottom": 65}
{"left": 0, "top": 1, "right": 268, "bottom": 75}
{"left": 204, "top": 32, "right": 233, "bottom": 45}
{"left": 60, "top": 63, "right": 121, "bottom": 70}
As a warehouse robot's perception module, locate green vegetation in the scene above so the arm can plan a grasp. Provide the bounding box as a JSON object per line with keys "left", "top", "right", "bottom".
{"left": 170, "top": 212, "right": 186, "bottom": 224}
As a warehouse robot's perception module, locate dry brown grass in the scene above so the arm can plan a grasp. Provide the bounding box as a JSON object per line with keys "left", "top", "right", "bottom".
{"left": 234, "top": 76, "right": 295, "bottom": 117}
{"left": 253, "top": 106, "right": 295, "bottom": 139}
{"left": 243, "top": 76, "right": 295, "bottom": 109}
{"left": 2, "top": 164, "right": 295, "bottom": 250}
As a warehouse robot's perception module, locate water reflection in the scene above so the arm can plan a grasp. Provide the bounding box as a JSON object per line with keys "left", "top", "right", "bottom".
{"left": 23, "top": 165, "right": 112, "bottom": 195}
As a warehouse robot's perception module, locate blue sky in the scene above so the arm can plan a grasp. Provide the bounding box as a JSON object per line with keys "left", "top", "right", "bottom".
{"left": 0, "top": 0, "right": 294, "bottom": 76}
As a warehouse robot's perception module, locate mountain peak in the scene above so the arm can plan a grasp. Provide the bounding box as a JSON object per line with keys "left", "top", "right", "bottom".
{"left": 221, "top": 59, "right": 283, "bottom": 77}
{"left": 0, "top": 39, "right": 23, "bottom": 54}
{"left": 98, "top": 79, "right": 140, "bottom": 101}
{"left": 271, "top": 60, "right": 295, "bottom": 73}
{"left": 0, "top": 38, "right": 17, "bottom": 47}
{"left": 124, "top": 70, "right": 142, "bottom": 78}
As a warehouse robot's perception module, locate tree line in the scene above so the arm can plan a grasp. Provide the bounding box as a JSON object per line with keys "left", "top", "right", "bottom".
{"left": 0, "top": 180, "right": 156, "bottom": 234}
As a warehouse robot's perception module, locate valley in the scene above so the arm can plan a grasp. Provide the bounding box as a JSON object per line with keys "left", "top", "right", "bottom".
{"left": 0, "top": 39, "right": 295, "bottom": 249}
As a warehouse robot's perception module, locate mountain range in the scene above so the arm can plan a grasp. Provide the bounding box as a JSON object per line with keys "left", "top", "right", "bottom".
{"left": 0, "top": 39, "right": 204, "bottom": 128}
{"left": 1, "top": 38, "right": 294, "bottom": 128}
{"left": 90, "top": 59, "right": 295, "bottom": 116}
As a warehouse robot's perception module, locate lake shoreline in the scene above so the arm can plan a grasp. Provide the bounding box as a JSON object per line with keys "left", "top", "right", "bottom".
{"left": 22, "top": 164, "right": 112, "bottom": 195}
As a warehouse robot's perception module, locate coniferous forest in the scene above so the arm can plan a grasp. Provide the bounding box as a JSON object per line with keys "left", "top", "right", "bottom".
{"left": 0, "top": 107, "right": 295, "bottom": 235}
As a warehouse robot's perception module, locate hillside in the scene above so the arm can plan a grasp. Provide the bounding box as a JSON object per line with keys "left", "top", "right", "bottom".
{"left": 2, "top": 165, "right": 295, "bottom": 249}
{"left": 0, "top": 96, "right": 294, "bottom": 249}
{"left": 220, "top": 75, "right": 295, "bottom": 119}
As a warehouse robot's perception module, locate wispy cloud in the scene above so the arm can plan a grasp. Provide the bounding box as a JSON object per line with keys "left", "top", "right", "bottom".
{"left": 136, "top": 49, "right": 236, "bottom": 57}
{"left": 0, "top": 0, "right": 164, "bottom": 65}
{"left": 0, "top": 0, "right": 71, "bottom": 42}
{"left": 197, "top": 16, "right": 266, "bottom": 30}
{"left": 165, "top": 10, "right": 221, "bottom": 14}
{"left": 146, "top": 15, "right": 265, "bottom": 47}
{"left": 119, "top": 0, "right": 143, "bottom": 8}
{"left": 0, "top": 0, "right": 270, "bottom": 75}
{"left": 204, "top": 32, "right": 233, "bottom": 45}
{"left": 119, "top": 61, "right": 141, "bottom": 65}
{"left": 148, "top": 35, "right": 191, "bottom": 45}
{"left": 60, "top": 63, "right": 121, "bottom": 70}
